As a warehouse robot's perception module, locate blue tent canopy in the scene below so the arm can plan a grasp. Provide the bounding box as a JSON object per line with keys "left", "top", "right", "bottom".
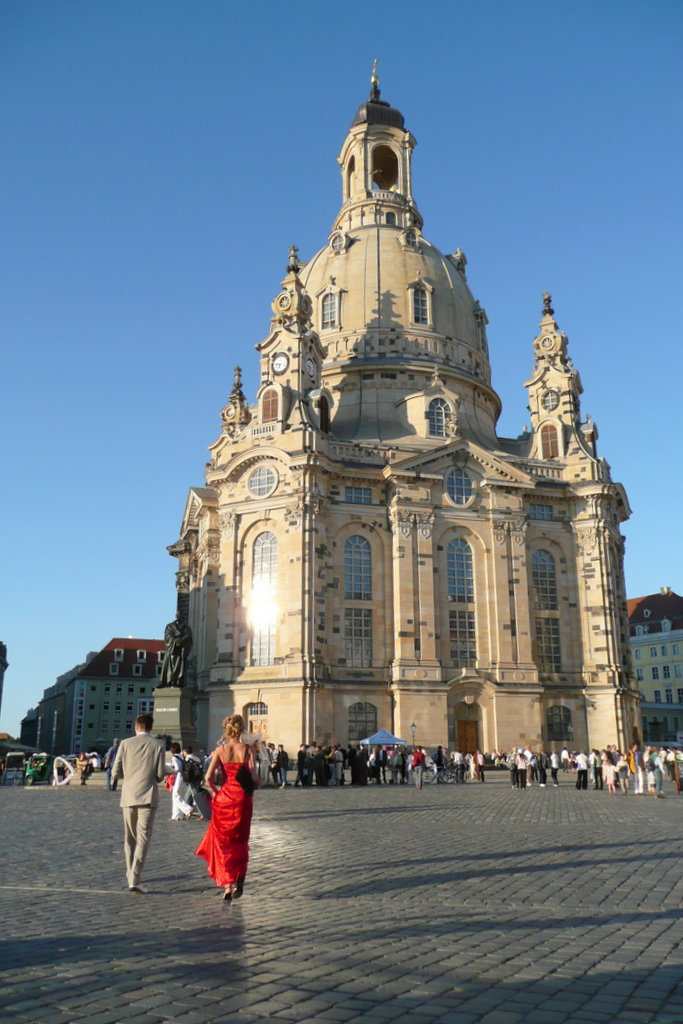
{"left": 359, "top": 728, "right": 407, "bottom": 746}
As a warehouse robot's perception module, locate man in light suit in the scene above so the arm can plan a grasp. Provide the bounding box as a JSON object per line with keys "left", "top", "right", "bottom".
{"left": 112, "top": 713, "right": 166, "bottom": 893}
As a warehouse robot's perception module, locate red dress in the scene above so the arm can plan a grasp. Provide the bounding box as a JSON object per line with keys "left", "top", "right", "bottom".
{"left": 195, "top": 761, "right": 253, "bottom": 888}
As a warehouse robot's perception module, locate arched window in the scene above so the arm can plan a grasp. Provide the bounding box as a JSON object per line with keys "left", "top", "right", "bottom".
{"left": 346, "top": 155, "right": 355, "bottom": 199}
{"left": 428, "top": 398, "right": 450, "bottom": 437}
{"left": 246, "top": 701, "right": 268, "bottom": 717}
{"left": 344, "top": 535, "right": 371, "bottom": 600}
{"left": 371, "top": 145, "right": 398, "bottom": 190}
{"left": 531, "top": 550, "right": 558, "bottom": 610}
{"left": 348, "top": 701, "right": 377, "bottom": 742}
{"left": 262, "top": 389, "right": 278, "bottom": 423}
{"left": 413, "top": 286, "right": 428, "bottom": 323}
{"left": 405, "top": 229, "right": 417, "bottom": 247}
{"left": 252, "top": 532, "right": 277, "bottom": 666}
{"left": 547, "top": 705, "right": 573, "bottom": 742}
{"left": 386, "top": 212, "right": 396, "bottom": 225}
{"left": 541, "top": 423, "right": 560, "bottom": 459}
{"left": 447, "top": 538, "right": 476, "bottom": 667}
{"left": 447, "top": 539, "right": 474, "bottom": 603}
{"left": 321, "top": 293, "right": 337, "bottom": 329}
{"left": 318, "top": 395, "right": 330, "bottom": 433}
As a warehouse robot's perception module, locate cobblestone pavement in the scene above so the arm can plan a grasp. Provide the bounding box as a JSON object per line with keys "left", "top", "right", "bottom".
{"left": 1, "top": 771, "right": 682, "bottom": 1024}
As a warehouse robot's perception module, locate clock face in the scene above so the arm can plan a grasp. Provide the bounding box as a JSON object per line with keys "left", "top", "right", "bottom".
{"left": 278, "top": 293, "right": 291, "bottom": 311}
{"left": 541, "top": 336, "right": 554, "bottom": 351}
{"left": 543, "top": 389, "right": 559, "bottom": 411}
{"left": 272, "top": 353, "right": 289, "bottom": 374}
{"left": 224, "top": 404, "right": 236, "bottom": 418}
{"left": 305, "top": 357, "right": 315, "bottom": 377}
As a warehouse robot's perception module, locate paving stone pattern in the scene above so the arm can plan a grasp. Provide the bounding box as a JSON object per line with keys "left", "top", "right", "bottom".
{"left": 1, "top": 772, "right": 682, "bottom": 1024}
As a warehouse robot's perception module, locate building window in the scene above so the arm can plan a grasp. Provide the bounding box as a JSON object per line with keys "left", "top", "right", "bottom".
{"left": 157, "top": 651, "right": 164, "bottom": 663}
{"left": 634, "top": 649, "right": 642, "bottom": 660}
{"left": 262, "top": 389, "right": 279, "bottom": 423}
{"left": 344, "top": 536, "right": 371, "bottom": 600}
{"left": 635, "top": 626, "right": 644, "bottom": 636}
{"left": 126, "top": 702, "right": 134, "bottom": 714}
{"left": 138, "top": 698, "right": 154, "bottom": 716}
{"left": 650, "top": 647, "right": 657, "bottom": 658}
{"left": 677, "top": 688, "right": 683, "bottom": 703}
{"left": 344, "top": 608, "right": 372, "bottom": 667}
{"left": 673, "top": 644, "right": 680, "bottom": 656}
{"left": 348, "top": 701, "right": 377, "bottom": 742}
{"left": 413, "top": 287, "right": 428, "bottom": 324}
{"left": 102, "top": 702, "right": 110, "bottom": 714}
{"left": 547, "top": 705, "right": 573, "bottom": 742}
{"left": 535, "top": 619, "right": 562, "bottom": 672}
{"left": 652, "top": 667, "right": 659, "bottom": 681}
{"left": 345, "top": 487, "right": 371, "bottom": 504}
{"left": 445, "top": 468, "right": 473, "bottom": 505}
{"left": 248, "top": 465, "right": 277, "bottom": 497}
{"left": 321, "top": 293, "right": 337, "bottom": 329}
{"left": 636, "top": 668, "right": 644, "bottom": 682}
{"left": 532, "top": 550, "right": 558, "bottom": 610}
{"left": 318, "top": 396, "right": 330, "bottom": 433}
{"left": 386, "top": 212, "right": 396, "bottom": 225}
{"left": 405, "top": 229, "right": 417, "bottom": 247}
{"left": 529, "top": 504, "right": 552, "bottom": 521}
{"left": 449, "top": 609, "right": 476, "bottom": 667}
{"left": 252, "top": 531, "right": 278, "bottom": 666}
{"left": 661, "top": 645, "right": 668, "bottom": 656}
{"left": 665, "top": 688, "right": 673, "bottom": 704}
{"left": 447, "top": 539, "right": 474, "bottom": 603}
{"left": 109, "top": 663, "right": 119, "bottom": 676}
{"left": 155, "top": 664, "right": 162, "bottom": 677}
{"left": 104, "top": 684, "right": 111, "bottom": 695}
{"left": 541, "top": 423, "right": 559, "bottom": 459}
{"left": 428, "top": 398, "right": 450, "bottom": 437}
{"left": 654, "top": 689, "right": 662, "bottom": 703}
{"left": 662, "top": 619, "right": 671, "bottom": 632}
{"left": 132, "top": 664, "right": 142, "bottom": 677}
{"left": 675, "top": 665, "right": 682, "bottom": 680}
{"left": 115, "top": 684, "right": 122, "bottom": 695}
{"left": 247, "top": 701, "right": 268, "bottom": 717}
{"left": 136, "top": 650, "right": 147, "bottom": 662}
{"left": 114, "top": 649, "right": 124, "bottom": 662}
{"left": 663, "top": 664, "right": 671, "bottom": 679}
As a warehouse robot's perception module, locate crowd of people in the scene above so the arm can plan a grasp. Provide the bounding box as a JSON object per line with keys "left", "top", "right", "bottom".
{"left": 500, "top": 743, "right": 678, "bottom": 797}
{"left": 96, "top": 715, "right": 682, "bottom": 900}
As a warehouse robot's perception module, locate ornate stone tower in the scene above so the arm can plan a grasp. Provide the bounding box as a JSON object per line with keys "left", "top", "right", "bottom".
{"left": 170, "top": 72, "right": 639, "bottom": 753}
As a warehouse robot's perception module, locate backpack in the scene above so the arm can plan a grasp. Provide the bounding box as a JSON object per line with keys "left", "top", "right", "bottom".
{"left": 181, "top": 757, "right": 203, "bottom": 785}
{"left": 645, "top": 757, "right": 656, "bottom": 773}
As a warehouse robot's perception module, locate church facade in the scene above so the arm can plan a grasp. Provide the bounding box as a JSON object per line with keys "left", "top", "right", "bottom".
{"left": 169, "top": 78, "right": 640, "bottom": 755}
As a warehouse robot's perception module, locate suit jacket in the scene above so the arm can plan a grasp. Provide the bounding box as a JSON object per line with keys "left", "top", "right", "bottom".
{"left": 112, "top": 732, "right": 166, "bottom": 808}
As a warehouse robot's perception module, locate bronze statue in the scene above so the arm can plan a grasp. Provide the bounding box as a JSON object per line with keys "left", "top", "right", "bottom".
{"left": 158, "top": 614, "right": 193, "bottom": 688}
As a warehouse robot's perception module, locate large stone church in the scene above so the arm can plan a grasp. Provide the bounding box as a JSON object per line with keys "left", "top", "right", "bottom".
{"left": 168, "top": 76, "right": 640, "bottom": 755}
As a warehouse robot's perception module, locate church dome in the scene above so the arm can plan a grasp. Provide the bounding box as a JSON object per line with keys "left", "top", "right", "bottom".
{"left": 295, "top": 78, "right": 500, "bottom": 446}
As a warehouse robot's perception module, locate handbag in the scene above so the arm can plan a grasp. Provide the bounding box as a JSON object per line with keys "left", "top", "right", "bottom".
{"left": 235, "top": 763, "right": 255, "bottom": 796}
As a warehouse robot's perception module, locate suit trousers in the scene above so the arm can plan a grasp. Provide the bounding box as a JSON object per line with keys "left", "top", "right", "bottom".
{"left": 122, "top": 804, "right": 156, "bottom": 887}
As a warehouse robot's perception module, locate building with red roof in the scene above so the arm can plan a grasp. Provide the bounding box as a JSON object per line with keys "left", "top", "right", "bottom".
{"left": 628, "top": 587, "right": 683, "bottom": 742}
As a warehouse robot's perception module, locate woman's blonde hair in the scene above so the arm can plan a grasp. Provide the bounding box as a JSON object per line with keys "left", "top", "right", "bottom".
{"left": 222, "top": 714, "right": 244, "bottom": 741}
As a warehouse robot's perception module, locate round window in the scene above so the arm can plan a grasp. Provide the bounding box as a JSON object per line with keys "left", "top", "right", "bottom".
{"left": 445, "top": 468, "right": 473, "bottom": 505}
{"left": 248, "top": 466, "right": 278, "bottom": 498}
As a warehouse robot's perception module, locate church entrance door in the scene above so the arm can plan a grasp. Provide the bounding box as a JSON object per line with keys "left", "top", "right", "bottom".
{"left": 457, "top": 720, "right": 478, "bottom": 754}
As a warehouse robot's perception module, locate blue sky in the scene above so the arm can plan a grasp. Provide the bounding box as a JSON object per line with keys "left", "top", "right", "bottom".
{"left": 1, "top": 0, "right": 682, "bottom": 736}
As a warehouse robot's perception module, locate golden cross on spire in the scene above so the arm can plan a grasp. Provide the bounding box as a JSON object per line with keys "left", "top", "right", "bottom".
{"left": 371, "top": 59, "right": 378, "bottom": 87}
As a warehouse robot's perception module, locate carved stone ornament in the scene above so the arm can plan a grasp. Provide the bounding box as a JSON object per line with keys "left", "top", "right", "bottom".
{"left": 391, "top": 509, "right": 413, "bottom": 539}
{"left": 493, "top": 519, "right": 507, "bottom": 546}
{"left": 417, "top": 512, "right": 435, "bottom": 539}
{"left": 219, "top": 511, "right": 237, "bottom": 531}
{"left": 285, "top": 500, "right": 304, "bottom": 528}
{"left": 175, "top": 570, "right": 191, "bottom": 594}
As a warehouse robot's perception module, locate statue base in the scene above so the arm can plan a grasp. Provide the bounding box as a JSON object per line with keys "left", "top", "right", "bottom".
{"left": 152, "top": 686, "right": 197, "bottom": 749}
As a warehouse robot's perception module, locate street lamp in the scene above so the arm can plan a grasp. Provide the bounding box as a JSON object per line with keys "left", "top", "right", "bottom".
{"left": 411, "top": 721, "right": 416, "bottom": 747}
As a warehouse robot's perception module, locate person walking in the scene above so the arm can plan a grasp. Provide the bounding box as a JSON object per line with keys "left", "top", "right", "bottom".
{"left": 104, "top": 739, "right": 120, "bottom": 791}
{"left": 275, "top": 744, "right": 289, "bottom": 788}
{"left": 112, "top": 713, "right": 166, "bottom": 894}
{"left": 412, "top": 746, "right": 426, "bottom": 789}
{"left": 195, "top": 714, "right": 258, "bottom": 901}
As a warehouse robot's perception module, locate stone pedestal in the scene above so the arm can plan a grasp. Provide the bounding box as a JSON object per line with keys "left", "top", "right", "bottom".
{"left": 152, "top": 686, "right": 197, "bottom": 748}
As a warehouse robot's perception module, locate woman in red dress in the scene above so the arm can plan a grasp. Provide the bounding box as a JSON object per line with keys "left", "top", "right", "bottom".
{"left": 195, "top": 714, "right": 257, "bottom": 901}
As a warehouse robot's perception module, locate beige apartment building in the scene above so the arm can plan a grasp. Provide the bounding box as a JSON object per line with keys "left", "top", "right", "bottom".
{"left": 169, "top": 77, "right": 640, "bottom": 755}
{"left": 628, "top": 588, "right": 683, "bottom": 743}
